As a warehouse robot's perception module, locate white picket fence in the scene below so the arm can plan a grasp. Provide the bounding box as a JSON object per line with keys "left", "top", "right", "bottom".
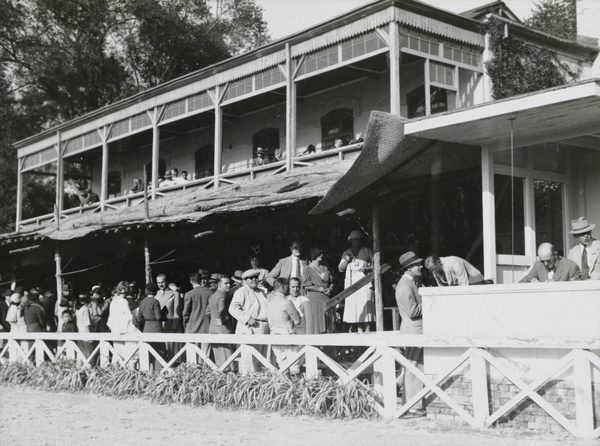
{"left": 1, "top": 332, "right": 598, "bottom": 438}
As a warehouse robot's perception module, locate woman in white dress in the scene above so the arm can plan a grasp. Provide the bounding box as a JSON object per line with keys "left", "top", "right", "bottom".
{"left": 338, "top": 230, "right": 374, "bottom": 332}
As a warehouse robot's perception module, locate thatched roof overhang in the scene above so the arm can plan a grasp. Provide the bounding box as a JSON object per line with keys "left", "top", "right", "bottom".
{"left": 1, "top": 161, "right": 352, "bottom": 245}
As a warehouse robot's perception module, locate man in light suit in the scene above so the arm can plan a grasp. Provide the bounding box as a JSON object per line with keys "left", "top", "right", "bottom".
{"left": 266, "top": 240, "right": 307, "bottom": 286}
{"left": 567, "top": 217, "right": 600, "bottom": 280}
{"left": 395, "top": 251, "right": 425, "bottom": 417}
{"left": 519, "top": 243, "right": 581, "bottom": 283}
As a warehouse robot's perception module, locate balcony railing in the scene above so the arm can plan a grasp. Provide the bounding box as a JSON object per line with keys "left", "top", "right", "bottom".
{"left": 17, "top": 144, "right": 362, "bottom": 231}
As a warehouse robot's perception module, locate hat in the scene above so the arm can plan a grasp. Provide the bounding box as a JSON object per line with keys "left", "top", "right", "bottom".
{"left": 570, "top": 217, "right": 595, "bottom": 235}
{"left": 10, "top": 293, "right": 21, "bottom": 304}
{"left": 399, "top": 251, "right": 423, "bottom": 270}
{"left": 348, "top": 230, "right": 363, "bottom": 241}
{"left": 168, "top": 283, "right": 178, "bottom": 291}
{"left": 231, "top": 270, "right": 243, "bottom": 283}
{"left": 145, "top": 282, "right": 159, "bottom": 294}
{"left": 62, "top": 282, "right": 72, "bottom": 291}
{"left": 199, "top": 268, "right": 210, "bottom": 279}
{"left": 210, "top": 273, "right": 222, "bottom": 281}
{"left": 91, "top": 285, "right": 101, "bottom": 293}
{"left": 242, "top": 269, "right": 261, "bottom": 280}
{"left": 256, "top": 147, "right": 265, "bottom": 153}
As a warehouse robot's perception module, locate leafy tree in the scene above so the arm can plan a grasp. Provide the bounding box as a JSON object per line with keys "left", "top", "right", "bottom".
{"left": 526, "top": 0, "right": 576, "bottom": 40}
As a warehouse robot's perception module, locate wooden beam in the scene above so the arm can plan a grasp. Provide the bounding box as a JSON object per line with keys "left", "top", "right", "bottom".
{"left": 100, "top": 126, "right": 109, "bottom": 203}
{"left": 372, "top": 201, "right": 384, "bottom": 332}
{"left": 344, "top": 65, "right": 381, "bottom": 79}
{"left": 325, "top": 264, "right": 392, "bottom": 311}
{"left": 54, "top": 243, "right": 63, "bottom": 303}
{"left": 144, "top": 232, "right": 152, "bottom": 285}
{"left": 56, "top": 131, "right": 64, "bottom": 212}
{"left": 481, "top": 145, "right": 496, "bottom": 281}
{"left": 285, "top": 42, "right": 297, "bottom": 172}
{"left": 389, "top": 21, "right": 401, "bottom": 116}
{"left": 15, "top": 158, "right": 24, "bottom": 232}
{"left": 151, "top": 107, "right": 160, "bottom": 199}
{"left": 214, "top": 85, "right": 223, "bottom": 188}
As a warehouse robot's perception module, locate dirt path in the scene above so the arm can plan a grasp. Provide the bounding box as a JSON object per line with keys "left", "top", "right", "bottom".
{"left": 0, "top": 385, "right": 589, "bottom": 446}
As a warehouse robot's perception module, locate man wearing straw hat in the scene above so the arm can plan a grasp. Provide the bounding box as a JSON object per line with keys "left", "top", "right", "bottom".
{"left": 568, "top": 217, "right": 600, "bottom": 280}
{"left": 395, "top": 251, "right": 426, "bottom": 417}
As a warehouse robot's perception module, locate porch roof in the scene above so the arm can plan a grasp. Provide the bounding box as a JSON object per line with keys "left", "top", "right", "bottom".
{"left": 2, "top": 161, "right": 352, "bottom": 244}
{"left": 403, "top": 78, "right": 600, "bottom": 151}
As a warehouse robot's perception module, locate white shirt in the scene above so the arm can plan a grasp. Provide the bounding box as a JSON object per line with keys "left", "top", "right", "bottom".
{"left": 107, "top": 295, "right": 138, "bottom": 335}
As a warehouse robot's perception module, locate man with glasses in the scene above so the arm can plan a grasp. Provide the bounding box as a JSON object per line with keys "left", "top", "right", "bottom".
{"left": 568, "top": 217, "right": 600, "bottom": 280}
{"left": 520, "top": 243, "right": 582, "bottom": 283}
{"left": 229, "top": 269, "right": 270, "bottom": 373}
{"left": 207, "top": 277, "right": 235, "bottom": 370}
{"left": 266, "top": 240, "right": 306, "bottom": 287}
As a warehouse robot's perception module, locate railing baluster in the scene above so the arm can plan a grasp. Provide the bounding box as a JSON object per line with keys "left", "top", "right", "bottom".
{"left": 305, "top": 345, "right": 319, "bottom": 379}
{"left": 574, "top": 349, "right": 594, "bottom": 437}
{"left": 470, "top": 348, "right": 490, "bottom": 428}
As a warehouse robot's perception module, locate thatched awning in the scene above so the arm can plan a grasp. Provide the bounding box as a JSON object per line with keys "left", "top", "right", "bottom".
{"left": 3, "top": 161, "right": 353, "bottom": 244}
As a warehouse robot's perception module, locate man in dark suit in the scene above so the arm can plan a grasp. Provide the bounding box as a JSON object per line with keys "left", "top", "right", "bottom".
{"left": 395, "top": 251, "right": 426, "bottom": 417}
{"left": 266, "top": 240, "right": 307, "bottom": 286}
{"left": 520, "top": 243, "right": 581, "bottom": 283}
{"left": 207, "top": 276, "right": 235, "bottom": 371}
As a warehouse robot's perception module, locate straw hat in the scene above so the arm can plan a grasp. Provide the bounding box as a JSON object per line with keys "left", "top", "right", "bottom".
{"left": 399, "top": 251, "right": 422, "bottom": 270}
{"left": 570, "top": 217, "right": 595, "bottom": 235}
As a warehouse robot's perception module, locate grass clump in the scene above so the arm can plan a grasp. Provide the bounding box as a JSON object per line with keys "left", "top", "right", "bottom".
{"left": 0, "top": 361, "right": 379, "bottom": 420}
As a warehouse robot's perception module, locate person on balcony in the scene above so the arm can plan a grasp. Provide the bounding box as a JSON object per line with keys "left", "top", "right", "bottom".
{"left": 339, "top": 230, "right": 374, "bottom": 333}
{"left": 180, "top": 170, "right": 190, "bottom": 181}
{"left": 128, "top": 178, "right": 144, "bottom": 194}
{"left": 349, "top": 132, "right": 364, "bottom": 145}
{"left": 272, "top": 149, "right": 284, "bottom": 162}
{"left": 254, "top": 147, "right": 270, "bottom": 166}
{"left": 519, "top": 243, "right": 582, "bottom": 283}
{"left": 396, "top": 251, "right": 426, "bottom": 417}
{"left": 424, "top": 255, "right": 485, "bottom": 286}
{"left": 567, "top": 217, "right": 600, "bottom": 280}
{"left": 266, "top": 240, "right": 306, "bottom": 287}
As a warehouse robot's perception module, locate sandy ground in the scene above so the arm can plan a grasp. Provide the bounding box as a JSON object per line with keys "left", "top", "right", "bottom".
{"left": 0, "top": 385, "right": 595, "bottom": 446}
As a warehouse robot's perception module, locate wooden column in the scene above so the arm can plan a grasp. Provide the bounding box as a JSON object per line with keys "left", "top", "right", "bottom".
{"left": 285, "top": 42, "right": 297, "bottom": 170}
{"left": 56, "top": 130, "right": 64, "bottom": 212}
{"left": 372, "top": 201, "right": 384, "bottom": 332}
{"left": 54, "top": 244, "right": 63, "bottom": 301}
{"left": 15, "top": 158, "right": 24, "bottom": 232}
{"left": 213, "top": 85, "right": 223, "bottom": 188}
{"left": 144, "top": 232, "right": 152, "bottom": 285}
{"left": 389, "top": 21, "right": 401, "bottom": 116}
{"left": 424, "top": 58, "right": 431, "bottom": 116}
{"left": 100, "top": 126, "right": 109, "bottom": 204}
{"left": 481, "top": 145, "right": 496, "bottom": 281}
{"left": 151, "top": 107, "right": 160, "bottom": 199}
{"left": 482, "top": 31, "right": 494, "bottom": 103}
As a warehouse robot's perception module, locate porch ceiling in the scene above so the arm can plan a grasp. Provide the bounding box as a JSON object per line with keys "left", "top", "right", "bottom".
{"left": 403, "top": 79, "right": 600, "bottom": 151}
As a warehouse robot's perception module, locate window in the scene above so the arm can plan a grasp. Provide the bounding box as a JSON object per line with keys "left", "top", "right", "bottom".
{"left": 108, "top": 171, "right": 121, "bottom": 196}
{"left": 255, "top": 67, "right": 285, "bottom": 90}
{"left": 341, "top": 31, "right": 387, "bottom": 61}
{"left": 494, "top": 174, "right": 526, "bottom": 256}
{"left": 321, "top": 109, "right": 354, "bottom": 150}
{"left": 296, "top": 46, "right": 339, "bottom": 77}
{"left": 145, "top": 158, "right": 166, "bottom": 184}
{"left": 534, "top": 180, "right": 564, "bottom": 253}
{"left": 407, "top": 86, "right": 448, "bottom": 118}
{"left": 195, "top": 145, "right": 214, "bottom": 179}
{"left": 252, "top": 128, "right": 280, "bottom": 162}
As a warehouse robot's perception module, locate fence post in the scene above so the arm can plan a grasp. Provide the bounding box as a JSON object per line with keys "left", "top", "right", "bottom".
{"left": 471, "top": 348, "right": 490, "bottom": 428}
{"left": 186, "top": 343, "right": 197, "bottom": 364}
{"left": 35, "top": 340, "right": 45, "bottom": 366}
{"left": 99, "top": 341, "right": 111, "bottom": 367}
{"left": 8, "top": 339, "right": 19, "bottom": 362}
{"left": 374, "top": 346, "right": 398, "bottom": 418}
{"left": 138, "top": 342, "right": 150, "bottom": 372}
{"left": 305, "top": 346, "right": 319, "bottom": 379}
{"left": 574, "top": 349, "right": 594, "bottom": 437}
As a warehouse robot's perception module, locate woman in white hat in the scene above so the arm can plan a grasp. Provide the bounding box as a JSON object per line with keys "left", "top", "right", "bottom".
{"left": 338, "top": 230, "right": 374, "bottom": 332}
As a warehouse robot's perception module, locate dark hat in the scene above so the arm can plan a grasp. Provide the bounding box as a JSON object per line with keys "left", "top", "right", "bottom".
{"left": 399, "top": 251, "right": 422, "bottom": 270}
{"left": 309, "top": 247, "right": 325, "bottom": 261}
{"left": 570, "top": 216, "right": 595, "bottom": 235}
{"left": 145, "top": 282, "right": 159, "bottom": 294}
{"left": 210, "top": 273, "right": 222, "bottom": 281}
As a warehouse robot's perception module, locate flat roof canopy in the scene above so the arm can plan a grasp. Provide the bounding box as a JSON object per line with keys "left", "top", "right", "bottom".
{"left": 403, "top": 79, "right": 600, "bottom": 151}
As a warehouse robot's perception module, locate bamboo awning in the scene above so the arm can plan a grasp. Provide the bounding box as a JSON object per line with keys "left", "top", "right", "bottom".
{"left": 2, "top": 161, "right": 353, "bottom": 244}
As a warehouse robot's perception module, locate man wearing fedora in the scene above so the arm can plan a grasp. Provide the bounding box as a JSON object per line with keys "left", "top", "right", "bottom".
{"left": 395, "top": 251, "right": 426, "bottom": 417}
{"left": 568, "top": 217, "right": 600, "bottom": 280}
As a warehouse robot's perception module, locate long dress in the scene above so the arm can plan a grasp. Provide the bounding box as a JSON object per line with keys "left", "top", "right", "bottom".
{"left": 301, "top": 264, "right": 332, "bottom": 334}
{"left": 340, "top": 246, "right": 375, "bottom": 324}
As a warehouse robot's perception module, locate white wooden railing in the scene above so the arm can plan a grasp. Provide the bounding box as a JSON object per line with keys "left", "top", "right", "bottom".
{"left": 1, "top": 331, "right": 598, "bottom": 438}
{"left": 17, "top": 144, "right": 362, "bottom": 231}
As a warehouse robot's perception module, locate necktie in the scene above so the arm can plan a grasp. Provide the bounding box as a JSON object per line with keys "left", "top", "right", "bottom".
{"left": 581, "top": 247, "right": 590, "bottom": 280}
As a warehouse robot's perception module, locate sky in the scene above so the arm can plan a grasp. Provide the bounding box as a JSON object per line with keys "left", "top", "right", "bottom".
{"left": 258, "top": 0, "right": 539, "bottom": 39}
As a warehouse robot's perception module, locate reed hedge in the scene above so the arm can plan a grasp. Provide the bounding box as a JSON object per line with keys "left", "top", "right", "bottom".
{"left": 0, "top": 360, "right": 379, "bottom": 420}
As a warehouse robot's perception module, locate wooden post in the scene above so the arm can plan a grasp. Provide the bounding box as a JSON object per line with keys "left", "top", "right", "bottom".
{"left": 213, "top": 85, "right": 222, "bottom": 189}
{"left": 372, "top": 202, "right": 384, "bottom": 332}
{"left": 482, "top": 30, "right": 494, "bottom": 103}
{"left": 144, "top": 232, "right": 152, "bottom": 285}
{"left": 471, "top": 349, "right": 490, "bottom": 428}
{"left": 100, "top": 126, "right": 109, "bottom": 205}
{"left": 285, "top": 42, "right": 297, "bottom": 171}
{"left": 54, "top": 244, "right": 63, "bottom": 300}
{"left": 481, "top": 145, "right": 496, "bottom": 281}
{"left": 389, "top": 21, "right": 401, "bottom": 116}
{"left": 424, "top": 58, "right": 431, "bottom": 116}
{"left": 574, "top": 349, "right": 594, "bottom": 437}
{"left": 151, "top": 107, "right": 160, "bottom": 199}
{"left": 56, "top": 130, "right": 64, "bottom": 213}
{"left": 304, "top": 345, "right": 319, "bottom": 379}
{"left": 15, "top": 158, "right": 24, "bottom": 232}
{"left": 143, "top": 164, "right": 150, "bottom": 220}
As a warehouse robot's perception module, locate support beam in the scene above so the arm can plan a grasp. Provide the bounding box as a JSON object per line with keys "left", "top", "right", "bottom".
{"left": 424, "top": 58, "right": 431, "bottom": 116}
{"left": 285, "top": 42, "right": 297, "bottom": 171}
{"left": 15, "top": 158, "right": 24, "bottom": 232}
{"left": 151, "top": 108, "right": 160, "bottom": 199}
{"left": 100, "top": 126, "right": 109, "bottom": 204}
{"left": 372, "top": 201, "right": 384, "bottom": 332}
{"left": 54, "top": 244, "right": 63, "bottom": 302}
{"left": 56, "top": 131, "right": 64, "bottom": 212}
{"left": 482, "top": 31, "right": 494, "bottom": 103}
{"left": 481, "top": 145, "right": 497, "bottom": 281}
{"left": 144, "top": 232, "right": 152, "bottom": 285}
{"left": 213, "top": 85, "right": 223, "bottom": 188}
{"left": 389, "top": 21, "right": 401, "bottom": 116}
